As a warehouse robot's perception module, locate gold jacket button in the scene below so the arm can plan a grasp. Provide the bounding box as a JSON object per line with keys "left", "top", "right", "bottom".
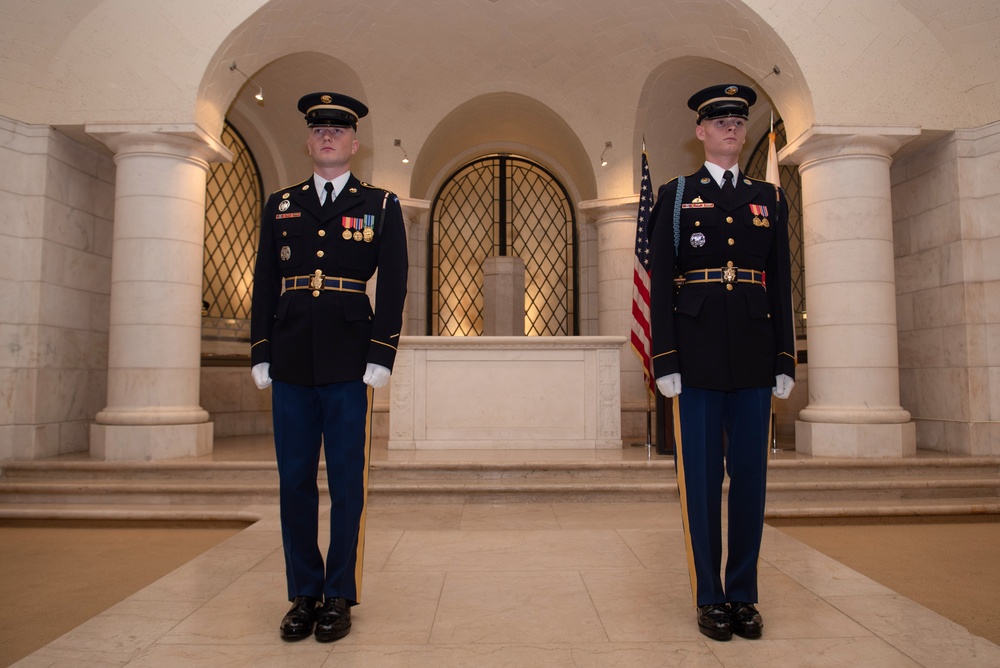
{"left": 726, "top": 216, "right": 734, "bottom": 224}
{"left": 316, "top": 250, "right": 325, "bottom": 257}
{"left": 726, "top": 284, "right": 734, "bottom": 291}
{"left": 312, "top": 290, "right": 320, "bottom": 297}
{"left": 728, "top": 238, "right": 735, "bottom": 246}
{"left": 318, "top": 230, "right": 326, "bottom": 237}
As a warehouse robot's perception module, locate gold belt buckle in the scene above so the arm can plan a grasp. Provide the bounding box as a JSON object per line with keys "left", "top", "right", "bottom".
{"left": 309, "top": 270, "right": 325, "bottom": 291}
{"left": 721, "top": 266, "right": 738, "bottom": 284}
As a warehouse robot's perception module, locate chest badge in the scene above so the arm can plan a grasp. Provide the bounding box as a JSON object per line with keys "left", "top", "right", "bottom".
{"left": 280, "top": 246, "right": 291, "bottom": 261}
{"left": 690, "top": 232, "right": 706, "bottom": 248}
{"left": 278, "top": 200, "right": 290, "bottom": 212}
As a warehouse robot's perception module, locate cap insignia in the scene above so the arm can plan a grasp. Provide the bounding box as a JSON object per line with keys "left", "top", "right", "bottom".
{"left": 321, "top": 95, "right": 333, "bottom": 104}
{"left": 725, "top": 86, "right": 738, "bottom": 95}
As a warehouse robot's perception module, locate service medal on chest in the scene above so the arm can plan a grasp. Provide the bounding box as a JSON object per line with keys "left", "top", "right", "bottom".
{"left": 280, "top": 246, "right": 291, "bottom": 261}
{"left": 278, "top": 200, "right": 290, "bottom": 212}
{"left": 690, "top": 232, "right": 706, "bottom": 248}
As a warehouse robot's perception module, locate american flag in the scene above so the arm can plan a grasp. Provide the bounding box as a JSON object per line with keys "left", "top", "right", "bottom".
{"left": 630, "top": 151, "right": 655, "bottom": 397}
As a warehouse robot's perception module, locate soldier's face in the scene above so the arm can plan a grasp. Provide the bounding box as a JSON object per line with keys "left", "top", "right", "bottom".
{"left": 696, "top": 116, "right": 746, "bottom": 164}
{"left": 306, "top": 126, "right": 359, "bottom": 170}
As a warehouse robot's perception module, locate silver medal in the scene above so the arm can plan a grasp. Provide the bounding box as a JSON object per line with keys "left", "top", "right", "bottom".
{"left": 278, "top": 200, "right": 290, "bottom": 212}
{"left": 690, "top": 232, "right": 706, "bottom": 248}
{"left": 280, "top": 245, "right": 291, "bottom": 261}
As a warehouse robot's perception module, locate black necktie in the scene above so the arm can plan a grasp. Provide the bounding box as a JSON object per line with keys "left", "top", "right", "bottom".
{"left": 322, "top": 181, "right": 334, "bottom": 213}
{"left": 722, "top": 170, "right": 735, "bottom": 196}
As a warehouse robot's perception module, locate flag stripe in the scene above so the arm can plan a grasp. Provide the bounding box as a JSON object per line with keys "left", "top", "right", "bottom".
{"left": 630, "top": 151, "right": 655, "bottom": 397}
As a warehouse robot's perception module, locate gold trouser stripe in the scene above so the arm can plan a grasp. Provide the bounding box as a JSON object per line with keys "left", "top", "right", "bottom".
{"left": 672, "top": 396, "right": 699, "bottom": 606}
{"left": 354, "top": 384, "right": 374, "bottom": 602}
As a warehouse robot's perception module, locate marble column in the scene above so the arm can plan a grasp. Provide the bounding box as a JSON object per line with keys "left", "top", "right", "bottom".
{"left": 399, "top": 198, "right": 430, "bottom": 337}
{"left": 87, "top": 128, "right": 230, "bottom": 460}
{"left": 482, "top": 256, "right": 526, "bottom": 336}
{"left": 781, "top": 126, "right": 919, "bottom": 457}
{"left": 578, "top": 196, "right": 646, "bottom": 435}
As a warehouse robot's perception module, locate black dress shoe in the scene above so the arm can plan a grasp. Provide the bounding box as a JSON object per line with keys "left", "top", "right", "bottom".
{"left": 730, "top": 602, "right": 763, "bottom": 639}
{"left": 697, "top": 603, "right": 733, "bottom": 641}
{"left": 279, "top": 596, "right": 320, "bottom": 640}
{"left": 315, "top": 597, "right": 352, "bottom": 642}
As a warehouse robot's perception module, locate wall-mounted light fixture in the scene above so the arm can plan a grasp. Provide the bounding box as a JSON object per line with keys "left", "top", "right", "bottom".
{"left": 394, "top": 139, "right": 410, "bottom": 164}
{"left": 600, "top": 141, "right": 612, "bottom": 167}
{"left": 229, "top": 61, "right": 264, "bottom": 105}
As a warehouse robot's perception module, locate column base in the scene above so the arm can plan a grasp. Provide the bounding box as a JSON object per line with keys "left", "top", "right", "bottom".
{"left": 795, "top": 420, "right": 916, "bottom": 458}
{"left": 90, "top": 422, "right": 214, "bottom": 461}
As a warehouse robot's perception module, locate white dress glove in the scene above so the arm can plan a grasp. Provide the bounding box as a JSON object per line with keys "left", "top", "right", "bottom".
{"left": 251, "top": 362, "right": 272, "bottom": 389}
{"left": 363, "top": 363, "right": 391, "bottom": 389}
{"left": 773, "top": 374, "right": 794, "bottom": 399}
{"left": 655, "top": 373, "right": 682, "bottom": 398}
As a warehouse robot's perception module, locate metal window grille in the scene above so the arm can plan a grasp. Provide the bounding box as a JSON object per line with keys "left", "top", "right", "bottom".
{"left": 202, "top": 122, "right": 262, "bottom": 321}
{"left": 745, "top": 120, "right": 806, "bottom": 338}
{"left": 430, "top": 155, "right": 577, "bottom": 336}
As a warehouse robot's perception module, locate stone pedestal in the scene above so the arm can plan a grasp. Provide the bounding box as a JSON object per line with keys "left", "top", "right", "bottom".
{"left": 87, "top": 127, "right": 229, "bottom": 460}
{"left": 782, "top": 126, "right": 919, "bottom": 458}
{"left": 91, "top": 422, "right": 214, "bottom": 461}
{"left": 483, "top": 256, "right": 526, "bottom": 336}
{"left": 389, "top": 336, "right": 625, "bottom": 449}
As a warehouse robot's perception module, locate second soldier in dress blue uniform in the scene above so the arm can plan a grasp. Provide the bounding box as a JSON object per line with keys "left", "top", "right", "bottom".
{"left": 649, "top": 84, "right": 796, "bottom": 642}
{"left": 250, "top": 92, "right": 408, "bottom": 642}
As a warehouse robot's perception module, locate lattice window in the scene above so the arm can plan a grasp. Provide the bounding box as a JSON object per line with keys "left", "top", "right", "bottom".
{"left": 202, "top": 122, "right": 262, "bottom": 321}
{"left": 745, "top": 120, "right": 806, "bottom": 338}
{"left": 430, "top": 155, "right": 577, "bottom": 336}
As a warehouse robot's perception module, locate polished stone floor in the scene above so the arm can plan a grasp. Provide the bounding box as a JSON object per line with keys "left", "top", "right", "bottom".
{"left": 11, "top": 437, "right": 1000, "bottom": 667}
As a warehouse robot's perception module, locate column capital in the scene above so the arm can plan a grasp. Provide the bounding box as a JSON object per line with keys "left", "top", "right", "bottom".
{"left": 780, "top": 125, "right": 921, "bottom": 167}
{"left": 578, "top": 196, "right": 639, "bottom": 226}
{"left": 85, "top": 123, "right": 233, "bottom": 165}
{"left": 399, "top": 197, "right": 431, "bottom": 229}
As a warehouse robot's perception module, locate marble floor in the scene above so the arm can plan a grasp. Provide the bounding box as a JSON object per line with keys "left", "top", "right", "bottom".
{"left": 10, "top": 438, "right": 1000, "bottom": 667}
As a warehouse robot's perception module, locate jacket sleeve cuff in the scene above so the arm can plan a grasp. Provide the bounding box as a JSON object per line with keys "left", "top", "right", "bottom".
{"left": 776, "top": 351, "right": 796, "bottom": 380}
{"left": 250, "top": 339, "right": 270, "bottom": 366}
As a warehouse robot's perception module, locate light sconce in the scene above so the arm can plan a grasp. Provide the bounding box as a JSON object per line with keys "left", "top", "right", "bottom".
{"left": 229, "top": 61, "right": 264, "bottom": 105}
{"left": 394, "top": 139, "right": 410, "bottom": 164}
{"left": 600, "top": 141, "right": 612, "bottom": 167}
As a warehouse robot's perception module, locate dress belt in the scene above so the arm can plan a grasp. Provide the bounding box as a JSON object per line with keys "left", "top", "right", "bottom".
{"left": 281, "top": 272, "right": 367, "bottom": 295}
{"left": 681, "top": 267, "right": 763, "bottom": 286}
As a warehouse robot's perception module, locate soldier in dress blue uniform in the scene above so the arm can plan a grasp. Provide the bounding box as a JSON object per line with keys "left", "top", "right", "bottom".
{"left": 648, "top": 84, "right": 796, "bottom": 642}
{"left": 249, "top": 91, "right": 408, "bottom": 642}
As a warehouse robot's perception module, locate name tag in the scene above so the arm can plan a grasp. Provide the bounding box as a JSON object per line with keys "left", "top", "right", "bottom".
{"left": 682, "top": 203, "right": 715, "bottom": 209}
{"left": 276, "top": 212, "right": 301, "bottom": 219}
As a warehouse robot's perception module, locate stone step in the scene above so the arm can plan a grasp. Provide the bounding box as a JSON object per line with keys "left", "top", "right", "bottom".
{"left": 3, "top": 456, "right": 998, "bottom": 482}
{"left": 0, "top": 475, "right": 997, "bottom": 507}
{"left": 765, "top": 496, "right": 1000, "bottom": 519}
{"left": 1, "top": 456, "right": 998, "bottom": 514}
